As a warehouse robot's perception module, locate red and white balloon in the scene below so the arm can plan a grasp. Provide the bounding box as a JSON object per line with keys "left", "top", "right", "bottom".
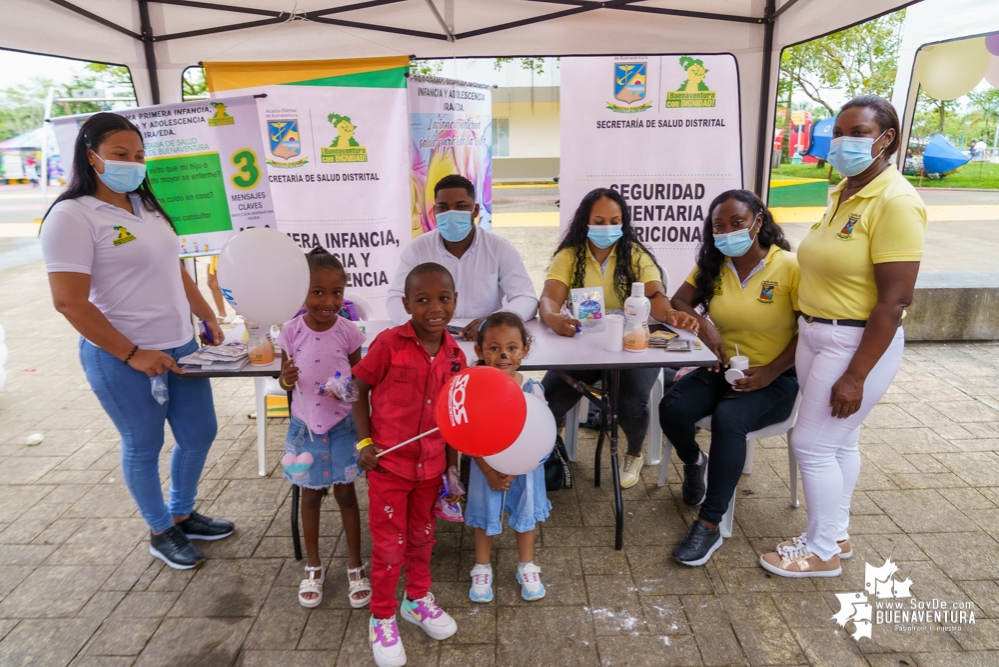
{"left": 483, "top": 392, "right": 557, "bottom": 476}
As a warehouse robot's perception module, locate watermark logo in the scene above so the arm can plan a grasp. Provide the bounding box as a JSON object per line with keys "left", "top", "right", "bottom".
{"left": 832, "top": 556, "right": 975, "bottom": 641}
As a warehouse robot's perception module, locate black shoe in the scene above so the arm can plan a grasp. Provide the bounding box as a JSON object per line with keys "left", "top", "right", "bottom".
{"left": 177, "top": 511, "right": 234, "bottom": 541}
{"left": 150, "top": 525, "right": 204, "bottom": 570}
{"left": 672, "top": 520, "right": 722, "bottom": 567}
{"left": 681, "top": 452, "right": 709, "bottom": 506}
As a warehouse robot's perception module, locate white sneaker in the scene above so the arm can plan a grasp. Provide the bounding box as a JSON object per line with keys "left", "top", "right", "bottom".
{"left": 369, "top": 615, "right": 406, "bottom": 667}
{"left": 400, "top": 592, "right": 457, "bottom": 640}
{"left": 516, "top": 563, "right": 546, "bottom": 601}
{"left": 469, "top": 563, "right": 493, "bottom": 603}
{"left": 619, "top": 454, "right": 643, "bottom": 489}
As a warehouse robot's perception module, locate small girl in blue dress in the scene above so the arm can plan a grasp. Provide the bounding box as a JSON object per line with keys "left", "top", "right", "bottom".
{"left": 466, "top": 312, "right": 552, "bottom": 602}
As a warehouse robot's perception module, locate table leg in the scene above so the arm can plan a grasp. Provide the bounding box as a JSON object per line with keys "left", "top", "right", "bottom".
{"left": 254, "top": 376, "right": 267, "bottom": 477}
{"left": 609, "top": 369, "right": 624, "bottom": 550}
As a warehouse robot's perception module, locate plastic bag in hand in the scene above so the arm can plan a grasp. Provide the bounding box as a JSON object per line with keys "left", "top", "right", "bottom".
{"left": 316, "top": 371, "right": 359, "bottom": 402}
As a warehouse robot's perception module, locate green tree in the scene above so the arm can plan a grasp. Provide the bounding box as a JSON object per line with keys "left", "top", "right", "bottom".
{"left": 967, "top": 87, "right": 999, "bottom": 147}
{"left": 182, "top": 67, "right": 208, "bottom": 100}
{"left": 493, "top": 57, "right": 555, "bottom": 76}
{"left": 410, "top": 60, "right": 444, "bottom": 77}
{"left": 779, "top": 11, "right": 905, "bottom": 115}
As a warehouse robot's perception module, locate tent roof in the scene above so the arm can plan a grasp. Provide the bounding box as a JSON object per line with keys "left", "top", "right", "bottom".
{"left": 0, "top": 0, "right": 917, "bottom": 194}
{"left": 0, "top": 125, "right": 60, "bottom": 152}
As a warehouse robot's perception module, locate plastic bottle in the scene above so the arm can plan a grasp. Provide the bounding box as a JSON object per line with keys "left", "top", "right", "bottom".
{"left": 623, "top": 282, "right": 651, "bottom": 353}
{"left": 246, "top": 321, "right": 275, "bottom": 366}
{"left": 150, "top": 374, "right": 169, "bottom": 405}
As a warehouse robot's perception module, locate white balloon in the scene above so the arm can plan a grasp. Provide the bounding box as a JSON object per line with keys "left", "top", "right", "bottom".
{"left": 483, "top": 393, "right": 556, "bottom": 476}
{"left": 0, "top": 343, "right": 7, "bottom": 368}
{"left": 0, "top": 366, "right": 6, "bottom": 392}
{"left": 986, "top": 55, "right": 999, "bottom": 89}
{"left": 919, "top": 38, "right": 990, "bottom": 101}
{"left": 216, "top": 228, "right": 310, "bottom": 326}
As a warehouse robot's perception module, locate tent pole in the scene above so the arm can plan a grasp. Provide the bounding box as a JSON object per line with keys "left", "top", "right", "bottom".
{"left": 40, "top": 87, "right": 56, "bottom": 221}
{"left": 138, "top": 0, "right": 161, "bottom": 105}
{"left": 753, "top": 0, "right": 777, "bottom": 197}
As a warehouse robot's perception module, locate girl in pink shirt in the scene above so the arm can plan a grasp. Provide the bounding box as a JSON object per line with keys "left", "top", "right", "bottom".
{"left": 278, "top": 247, "right": 368, "bottom": 609}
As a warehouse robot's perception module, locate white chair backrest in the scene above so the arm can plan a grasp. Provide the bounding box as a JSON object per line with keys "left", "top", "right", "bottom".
{"left": 344, "top": 292, "right": 373, "bottom": 320}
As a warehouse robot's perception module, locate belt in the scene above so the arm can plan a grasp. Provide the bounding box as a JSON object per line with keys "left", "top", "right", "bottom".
{"left": 802, "top": 314, "right": 866, "bottom": 328}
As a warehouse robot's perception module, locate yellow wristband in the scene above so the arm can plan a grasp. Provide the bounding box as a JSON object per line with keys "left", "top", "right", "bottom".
{"left": 356, "top": 438, "right": 373, "bottom": 452}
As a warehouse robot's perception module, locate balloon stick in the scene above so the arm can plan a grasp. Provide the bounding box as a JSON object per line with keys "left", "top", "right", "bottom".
{"left": 376, "top": 427, "right": 440, "bottom": 458}
{"left": 276, "top": 324, "right": 313, "bottom": 442}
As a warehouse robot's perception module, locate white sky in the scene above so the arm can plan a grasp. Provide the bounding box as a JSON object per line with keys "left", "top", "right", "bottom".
{"left": 0, "top": 50, "right": 91, "bottom": 89}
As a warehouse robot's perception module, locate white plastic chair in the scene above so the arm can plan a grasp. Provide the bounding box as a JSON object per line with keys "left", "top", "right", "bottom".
{"left": 657, "top": 393, "right": 802, "bottom": 538}
{"left": 344, "top": 291, "right": 373, "bottom": 320}
{"left": 563, "top": 370, "right": 665, "bottom": 464}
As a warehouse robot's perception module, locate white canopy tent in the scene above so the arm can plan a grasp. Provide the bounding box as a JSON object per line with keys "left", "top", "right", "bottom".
{"left": 1, "top": 0, "right": 919, "bottom": 195}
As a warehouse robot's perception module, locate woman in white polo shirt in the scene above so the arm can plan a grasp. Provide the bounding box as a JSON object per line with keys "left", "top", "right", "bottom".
{"left": 41, "top": 112, "right": 232, "bottom": 570}
{"left": 659, "top": 189, "right": 800, "bottom": 567}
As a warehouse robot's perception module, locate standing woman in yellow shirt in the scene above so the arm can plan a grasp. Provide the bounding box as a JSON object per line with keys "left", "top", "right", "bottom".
{"left": 660, "top": 190, "right": 800, "bottom": 567}
{"left": 760, "top": 95, "right": 926, "bottom": 578}
{"left": 539, "top": 188, "right": 699, "bottom": 488}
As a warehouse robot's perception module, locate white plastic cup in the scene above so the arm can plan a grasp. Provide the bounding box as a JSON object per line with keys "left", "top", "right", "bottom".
{"left": 730, "top": 355, "right": 749, "bottom": 371}
{"left": 604, "top": 314, "right": 624, "bottom": 352}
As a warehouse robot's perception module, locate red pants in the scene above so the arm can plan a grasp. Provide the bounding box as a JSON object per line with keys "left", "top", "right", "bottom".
{"left": 367, "top": 467, "right": 441, "bottom": 619}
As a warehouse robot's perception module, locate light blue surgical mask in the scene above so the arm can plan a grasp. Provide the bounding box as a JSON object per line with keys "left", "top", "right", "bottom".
{"left": 93, "top": 153, "right": 146, "bottom": 193}
{"left": 827, "top": 130, "right": 887, "bottom": 177}
{"left": 587, "top": 224, "right": 623, "bottom": 249}
{"left": 713, "top": 216, "right": 759, "bottom": 257}
{"left": 435, "top": 209, "right": 473, "bottom": 242}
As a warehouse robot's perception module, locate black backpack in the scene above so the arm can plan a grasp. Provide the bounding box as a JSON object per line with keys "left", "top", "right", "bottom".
{"left": 544, "top": 435, "right": 573, "bottom": 491}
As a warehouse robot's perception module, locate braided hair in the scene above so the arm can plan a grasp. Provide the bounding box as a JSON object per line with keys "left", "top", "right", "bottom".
{"left": 691, "top": 189, "right": 789, "bottom": 310}
{"left": 552, "top": 188, "right": 664, "bottom": 305}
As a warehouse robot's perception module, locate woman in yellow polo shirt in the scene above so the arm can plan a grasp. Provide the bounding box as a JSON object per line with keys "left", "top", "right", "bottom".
{"left": 659, "top": 189, "right": 799, "bottom": 567}
{"left": 539, "top": 187, "right": 698, "bottom": 489}
{"left": 760, "top": 95, "right": 926, "bottom": 579}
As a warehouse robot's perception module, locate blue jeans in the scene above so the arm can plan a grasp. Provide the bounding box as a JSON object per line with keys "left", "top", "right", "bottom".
{"left": 80, "top": 338, "right": 217, "bottom": 532}
{"left": 658, "top": 367, "right": 798, "bottom": 525}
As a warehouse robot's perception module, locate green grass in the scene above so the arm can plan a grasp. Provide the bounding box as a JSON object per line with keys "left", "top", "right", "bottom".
{"left": 773, "top": 161, "right": 999, "bottom": 189}
{"left": 771, "top": 163, "right": 842, "bottom": 185}
{"left": 903, "top": 161, "right": 999, "bottom": 189}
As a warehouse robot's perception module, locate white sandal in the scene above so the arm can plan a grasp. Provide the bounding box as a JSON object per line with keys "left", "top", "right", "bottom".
{"left": 298, "top": 564, "right": 324, "bottom": 608}
{"left": 348, "top": 564, "right": 372, "bottom": 609}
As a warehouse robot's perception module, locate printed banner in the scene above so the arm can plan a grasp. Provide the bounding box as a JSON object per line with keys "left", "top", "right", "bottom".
{"left": 205, "top": 57, "right": 412, "bottom": 318}
{"left": 408, "top": 75, "right": 492, "bottom": 237}
{"left": 51, "top": 96, "right": 276, "bottom": 256}
{"left": 560, "top": 55, "right": 743, "bottom": 293}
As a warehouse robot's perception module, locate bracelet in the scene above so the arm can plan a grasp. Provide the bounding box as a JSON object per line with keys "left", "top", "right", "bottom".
{"left": 355, "top": 437, "right": 373, "bottom": 452}
{"left": 123, "top": 346, "right": 138, "bottom": 366}
{"left": 278, "top": 377, "right": 293, "bottom": 390}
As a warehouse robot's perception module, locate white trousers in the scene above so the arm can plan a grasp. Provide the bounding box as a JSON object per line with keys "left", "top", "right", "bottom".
{"left": 790, "top": 318, "right": 904, "bottom": 561}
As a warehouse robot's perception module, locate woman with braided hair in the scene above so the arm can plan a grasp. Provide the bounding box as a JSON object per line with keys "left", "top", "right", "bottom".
{"left": 539, "top": 187, "right": 699, "bottom": 488}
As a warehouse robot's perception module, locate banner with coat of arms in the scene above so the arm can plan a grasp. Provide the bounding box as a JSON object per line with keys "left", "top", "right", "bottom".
{"left": 204, "top": 57, "right": 412, "bottom": 318}
{"left": 560, "top": 55, "right": 743, "bottom": 293}
{"left": 51, "top": 95, "right": 277, "bottom": 257}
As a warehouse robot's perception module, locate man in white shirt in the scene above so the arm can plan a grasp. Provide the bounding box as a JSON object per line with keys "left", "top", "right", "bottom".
{"left": 386, "top": 174, "right": 538, "bottom": 337}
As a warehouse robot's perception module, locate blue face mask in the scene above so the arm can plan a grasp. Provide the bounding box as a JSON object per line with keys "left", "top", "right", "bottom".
{"left": 587, "top": 224, "right": 623, "bottom": 249}
{"left": 93, "top": 153, "right": 146, "bottom": 193}
{"left": 713, "top": 216, "right": 759, "bottom": 257}
{"left": 435, "top": 209, "right": 473, "bottom": 242}
{"left": 827, "top": 130, "right": 887, "bottom": 177}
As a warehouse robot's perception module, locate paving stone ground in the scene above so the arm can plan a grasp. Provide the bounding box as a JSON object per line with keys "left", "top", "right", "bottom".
{"left": 1, "top": 230, "right": 999, "bottom": 666}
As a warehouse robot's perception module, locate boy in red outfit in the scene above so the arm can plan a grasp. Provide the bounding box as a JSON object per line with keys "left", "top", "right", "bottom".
{"left": 353, "top": 262, "right": 466, "bottom": 667}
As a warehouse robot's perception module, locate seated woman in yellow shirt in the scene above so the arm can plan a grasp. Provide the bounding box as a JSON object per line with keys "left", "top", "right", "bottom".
{"left": 539, "top": 187, "right": 698, "bottom": 489}
{"left": 660, "top": 189, "right": 799, "bottom": 567}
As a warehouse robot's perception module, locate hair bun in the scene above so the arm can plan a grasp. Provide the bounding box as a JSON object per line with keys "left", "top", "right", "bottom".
{"left": 307, "top": 246, "right": 330, "bottom": 256}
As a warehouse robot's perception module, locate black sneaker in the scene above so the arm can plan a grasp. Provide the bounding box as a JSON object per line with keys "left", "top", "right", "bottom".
{"left": 150, "top": 525, "right": 204, "bottom": 570}
{"left": 672, "top": 520, "right": 722, "bottom": 567}
{"left": 177, "top": 512, "right": 234, "bottom": 541}
{"left": 681, "top": 452, "right": 709, "bottom": 506}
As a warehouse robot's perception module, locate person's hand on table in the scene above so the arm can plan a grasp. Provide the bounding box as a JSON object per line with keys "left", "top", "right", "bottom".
{"left": 547, "top": 314, "right": 581, "bottom": 337}
{"left": 733, "top": 365, "right": 778, "bottom": 392}
{"left": 829, "top": 372, "right": 864, "bottom": 419}
{"left": 131, "top": 349, "right": 184, "bottom": 377}
{"left": 461, "top": 318, "right": 486, "bottom": 341}
{"left": 359, "top": 444, "right": 382, "bottom": 471}
{"left": 664, "top": 310, "right": 700, "bottom": 335}
{"left": 200, "top": 319, "right": 224, "bottom": 347}
{"left": 485, "top": 468, "right": 513, "bottom": 492}
{"left": 280, "top": 357, "right": 299, "bottom": 389}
